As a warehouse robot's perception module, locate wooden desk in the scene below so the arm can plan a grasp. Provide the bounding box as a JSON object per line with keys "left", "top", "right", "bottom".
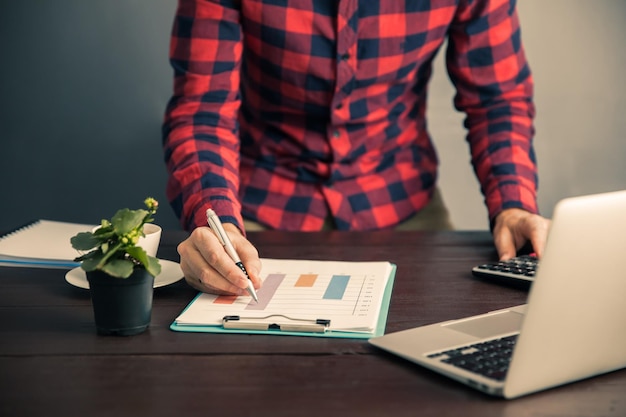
{"left": 1, "top": 231, "right": 624, "bottom": 417}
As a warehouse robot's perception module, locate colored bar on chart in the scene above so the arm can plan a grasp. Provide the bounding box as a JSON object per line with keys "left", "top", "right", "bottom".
{"left": 245, "top": 273, "right": 285, "bottom": 310}
{"left": 214, "top": 295, "right": 237, "bottom": 305}
{"left": 323, "top": 275, "right": 350, "bottom": 300}
{"left": 295, "top": 274, "right": 317, "bottom": 287}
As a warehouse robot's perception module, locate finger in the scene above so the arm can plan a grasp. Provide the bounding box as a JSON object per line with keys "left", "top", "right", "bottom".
{"left": 247, "top": 258, "right": 263, "bottom": 289}
{"left": 230, "top": 238, "right": 263, "bottom": 289}
{"left": 221, "top": 223, "right": 263, "bottom": 289}
{"left": 527, "top": 217, "right": 551, "bottom": 259}
{"left": 494, "top": 225, "right": 517, "bottom": 261}
{"left": 180, "top": 256, "right": 235, "bottom": 295}
{"left": 181, "top": 250, "right": 244, "bottom": 295}
{"left": 494, "top": 208, "right": 546, "bottom": 260}
{"left": 493, "top": 209, "right": 522, "bottom": 261}
{"left": 198, "top": 234, "right": 253, "bottom": 291}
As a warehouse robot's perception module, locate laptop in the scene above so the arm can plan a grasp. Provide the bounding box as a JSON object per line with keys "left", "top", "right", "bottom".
{"left": 369, "top": 190, "right": 626, "bottom": 399}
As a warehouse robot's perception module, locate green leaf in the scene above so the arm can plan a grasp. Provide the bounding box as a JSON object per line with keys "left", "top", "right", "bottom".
{"left": 93, "top": 226, "right": 115, "bottom": 242}
{"left": 111, "top": 208, "right": 148, "bottom": 235}
{"left": 126, "top": 246, "right": 161, "bottom": 277}
{"left": 70, "top": 232, "right": 101, "bottom": 251}
{"left": 80, "top": 252, "right": 105, "bottom": 272}
{"left": 101, "top": 259, "right": 135, "bottom": 278}
{"left": 126, "top": 245, "right": 147, "bottom": 264}
{"left": 145, "top": 256, "right": 161, "bottom": 278}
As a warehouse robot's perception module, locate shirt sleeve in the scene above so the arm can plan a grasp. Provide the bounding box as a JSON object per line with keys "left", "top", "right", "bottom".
{"left": 446, "top": 0, "right": 538, "bottom": 223}
{"left": 162, "top": 0, "right": 244, "bottom": 231}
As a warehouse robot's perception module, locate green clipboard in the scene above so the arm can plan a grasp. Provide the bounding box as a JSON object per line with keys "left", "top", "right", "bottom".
{"left": 170, "top": 264, "right": 396, "bottom": 339}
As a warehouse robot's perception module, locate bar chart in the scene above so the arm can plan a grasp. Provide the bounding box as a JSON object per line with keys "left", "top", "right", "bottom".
{"left": 214, "top": 271, "right": 363, "bottom": 314}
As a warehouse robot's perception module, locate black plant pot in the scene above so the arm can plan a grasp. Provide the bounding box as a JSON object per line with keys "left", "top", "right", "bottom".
{"left": 86, "top": 268, "right": 155, "bottom": 336}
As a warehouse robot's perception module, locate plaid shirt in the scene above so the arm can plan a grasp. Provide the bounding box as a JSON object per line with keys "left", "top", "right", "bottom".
{"left": 163, "top": 0, "right": 538, "bottom": 232}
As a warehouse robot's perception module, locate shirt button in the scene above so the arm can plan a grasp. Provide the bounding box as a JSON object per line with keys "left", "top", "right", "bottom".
{"left": 332, "top": 130, "right": 341, "bottom": 138}
{"left": 340, "top": 52, "right": 350, "bottom": 61}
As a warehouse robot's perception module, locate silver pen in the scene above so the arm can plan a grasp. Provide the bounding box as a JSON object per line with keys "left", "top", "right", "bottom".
{"left": 206, "top": 209, "right": 259, "bottom": 302}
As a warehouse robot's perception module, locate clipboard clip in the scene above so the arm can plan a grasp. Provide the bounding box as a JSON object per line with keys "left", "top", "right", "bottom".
{"left": 223, "top": 315, "right": 331, "bottom": 333}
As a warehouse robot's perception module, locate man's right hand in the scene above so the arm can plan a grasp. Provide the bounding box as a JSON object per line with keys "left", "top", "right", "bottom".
{"left": 177, "top": 224, "right": 262, "bottom": 295}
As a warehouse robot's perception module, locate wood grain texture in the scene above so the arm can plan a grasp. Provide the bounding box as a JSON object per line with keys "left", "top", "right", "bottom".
{"left": 1, "top": 231, "right": 623, "bottom": 417}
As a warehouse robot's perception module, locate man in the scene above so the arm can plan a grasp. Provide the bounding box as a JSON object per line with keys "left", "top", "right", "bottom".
{"left": 162, "top": 0, "right": 550, "bottom": 295}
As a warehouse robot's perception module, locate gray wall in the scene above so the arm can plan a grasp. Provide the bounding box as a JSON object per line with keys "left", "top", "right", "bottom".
{"left": 1, "top": 1, "right": 625, "bottom": 232}
{"left": 0, "top": 0, "right": 180, "bottom": 230}
{"left": 434, "top": 0, "right": 626, "bottom": 229}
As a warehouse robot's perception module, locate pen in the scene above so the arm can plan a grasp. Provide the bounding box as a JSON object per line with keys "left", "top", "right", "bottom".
{"left": 206, "top": 209, "right": 259, "bottom": 302}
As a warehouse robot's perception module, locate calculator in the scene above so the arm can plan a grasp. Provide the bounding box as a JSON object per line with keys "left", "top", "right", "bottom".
{"left": 471, "top": 254, "right": 538, "bottom": 288}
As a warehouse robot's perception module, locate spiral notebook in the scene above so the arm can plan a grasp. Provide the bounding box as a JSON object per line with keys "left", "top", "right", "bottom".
{"left": 0, "top": 220, "right": 94, "bottom": 269}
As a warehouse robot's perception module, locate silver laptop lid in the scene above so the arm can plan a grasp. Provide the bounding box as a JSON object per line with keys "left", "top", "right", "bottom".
{"left": 505, "top": 190, "right": 626, "bottom": 398}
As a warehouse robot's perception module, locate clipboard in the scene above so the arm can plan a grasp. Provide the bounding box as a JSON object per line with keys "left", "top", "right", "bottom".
{"left": 170, "top": 264, "right": 395, "bottom": 339}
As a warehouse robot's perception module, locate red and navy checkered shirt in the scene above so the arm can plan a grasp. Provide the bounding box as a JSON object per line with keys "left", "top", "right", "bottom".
{"left": 163, "top": 0, "right": 538, "bottom": 232}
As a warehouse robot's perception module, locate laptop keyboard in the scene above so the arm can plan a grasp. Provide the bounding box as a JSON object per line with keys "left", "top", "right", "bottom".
{"left": 472, "top": 255, "right": 538, "bottom": 282}
{"left": 427, "top": 334, "right": 519, "bottom": 381}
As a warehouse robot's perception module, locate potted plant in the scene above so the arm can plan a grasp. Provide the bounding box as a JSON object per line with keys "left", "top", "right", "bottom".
{"left": 70, "top": 197, "right": 162, "bottom": 336}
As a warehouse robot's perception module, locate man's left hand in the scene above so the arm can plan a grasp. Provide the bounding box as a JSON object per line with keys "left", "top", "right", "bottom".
{"left": 493, "top": 208, "right": 551, "bottom": 260}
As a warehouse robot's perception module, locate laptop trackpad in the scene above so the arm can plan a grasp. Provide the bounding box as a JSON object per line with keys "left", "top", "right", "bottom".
{"left": 444, "top": 310, "right": 524, "bottom": 339}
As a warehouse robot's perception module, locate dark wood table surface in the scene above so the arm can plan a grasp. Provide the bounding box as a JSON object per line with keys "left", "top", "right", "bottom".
{"left": 1, "top": 231, "right": 624, "bottom": 417}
